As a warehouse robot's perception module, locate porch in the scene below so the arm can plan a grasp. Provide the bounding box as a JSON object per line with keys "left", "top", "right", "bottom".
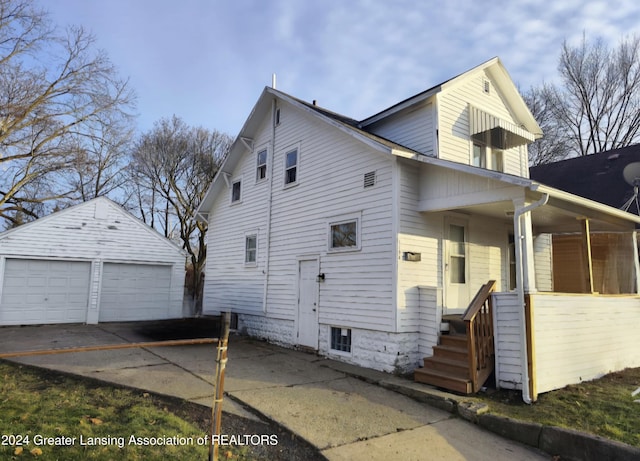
{"left": 412, "top": 160, "right": 640, "bottom": 400}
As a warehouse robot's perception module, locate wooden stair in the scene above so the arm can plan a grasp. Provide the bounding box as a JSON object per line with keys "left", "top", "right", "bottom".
{"left": 414, "top": 281, "right": 497, "bottom": 395}
{"left": 414, "top": 320, "right": 473, "bottom": 394}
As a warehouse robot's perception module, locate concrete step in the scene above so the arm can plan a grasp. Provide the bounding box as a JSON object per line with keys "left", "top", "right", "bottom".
{"left": 414, "top": 367, "right": 473, "bottom": 394}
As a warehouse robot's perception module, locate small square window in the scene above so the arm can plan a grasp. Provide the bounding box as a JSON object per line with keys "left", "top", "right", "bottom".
{"left": 245, "top": 235, "right": 257, "bottom": 264}
{"left": 256, "top": 149, "right": 267, "bottom": 181}
{"left": 331, "top": 327, "right": 351, "bottom": 353}
{"left": 330, "top": 220, "right": 357, "bottom": 249}
{"left": 231, "top": 180, "right": 242, "bottom": 203}
{"left": 285, "top": 149, "right": 298, "bottom": 185}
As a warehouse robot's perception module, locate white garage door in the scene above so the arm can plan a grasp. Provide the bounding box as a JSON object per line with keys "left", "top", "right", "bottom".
{"left": 99, "top": 263, "right": 172, "bottom": 322}
{"left": 0, "top": 259, "right": 91, "bottom": 325}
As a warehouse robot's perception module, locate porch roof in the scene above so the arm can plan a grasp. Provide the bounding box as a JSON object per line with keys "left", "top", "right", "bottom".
{"left": 404, "top": 153, "right": 640, "bottom": 233}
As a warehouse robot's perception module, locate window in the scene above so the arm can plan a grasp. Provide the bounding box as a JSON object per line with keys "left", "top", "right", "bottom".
{"left": 256, "top": 149, "right": 267, "bottom": 181}
{"left": 472, "top": 143, "right": 486, "bottom": 168}
{"left": 231, "top": 179, "right": 242, "bottom": 203}
{"left": 284, "top": 149, "right": 298, "bottom": 185}
{"left": 330, "top": 327, "right": 351, "bottom": 353}
{"left": 491, "top": 149, "right": 504, "bottom": 172}
{"left": 330, "top": 220, "right": 358, "bottom": 250}
{"left": 449, "top": 224, "right": 466, "bottom": 284}
{"left": 245, "top": 234, "right": 257, "bottom": 264}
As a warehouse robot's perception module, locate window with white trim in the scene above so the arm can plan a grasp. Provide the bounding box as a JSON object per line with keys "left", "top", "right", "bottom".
{"left": 245, "top": 234, "right": 257, "bottom": 265}
{"left": 328, "top": 216, "right": 360, "bottom": 252}
{"left": 472, "top": 143, "right": 486, "bottom": 168}
{"left": 231, "top": 179, "right": 242, "bottom": 203}
{"left": 256, "top": 148, "right": 267, "bottom": 181}
{"left": 284, "top": 148, "right": 298, "bottom": 186}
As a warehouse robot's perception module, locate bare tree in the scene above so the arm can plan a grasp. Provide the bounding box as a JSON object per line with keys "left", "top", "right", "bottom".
{"left": 523, "top": 85, "right": 572, "bottom": 166}
{"left": 130, "top": 116, "right": 232, "bottom": 313}
{"left": 526, "top": 34, "right": 640, "bottom": 163}
{"left": 0, "top": 0, "right": 136, "bottom": 226}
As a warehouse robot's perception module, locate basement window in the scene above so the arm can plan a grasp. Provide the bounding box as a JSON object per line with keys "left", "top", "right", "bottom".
{"left": 330, "top": 327, "right": 351, "bottom": 353}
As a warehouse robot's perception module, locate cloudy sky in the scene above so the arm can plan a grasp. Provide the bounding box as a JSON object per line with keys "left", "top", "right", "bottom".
{"left": 46, "top": 0, "right": 640, "bottom": 137}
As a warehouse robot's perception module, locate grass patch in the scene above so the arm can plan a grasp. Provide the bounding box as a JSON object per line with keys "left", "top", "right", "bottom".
{"left": 0, "top": 360, "right": 254, "bottom": 460}
{"left": 477, "top": 367, "right": 640, "bottom": 447}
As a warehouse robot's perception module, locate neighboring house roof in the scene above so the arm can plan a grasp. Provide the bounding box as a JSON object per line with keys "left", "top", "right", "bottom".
{"left": 530, "top": 144, "right": 640, "bottom": 215}
{"left": 0, "top": 196, "right": 186, "bottom": 255}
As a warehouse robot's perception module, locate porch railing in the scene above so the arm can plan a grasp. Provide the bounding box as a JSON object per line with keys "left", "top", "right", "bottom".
{"left": 462, "top": 280, "right": 496, "bottom": 393}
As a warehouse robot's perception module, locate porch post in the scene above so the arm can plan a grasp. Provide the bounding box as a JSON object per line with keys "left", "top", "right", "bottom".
{"left": 633, "top": 231, "right": 640, "bottom": 294}
{"left": 513, "top": 199, "right": 537, "bottom": 293}
{"left": 579, "top": 218, "right": 595, "bottom": 294}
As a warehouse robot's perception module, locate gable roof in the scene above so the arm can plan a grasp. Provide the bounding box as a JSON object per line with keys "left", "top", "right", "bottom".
{"left": 359, "top": 57, "right": 542, "bottom": 138}
{"left": 529, "top": 144, "right": 640, "bottom": 215}
{"left": 0, "top": 196, "right": 185, "bottom": 254}
{"left": 197, "top": 58, "right": 544, "bottom": 220}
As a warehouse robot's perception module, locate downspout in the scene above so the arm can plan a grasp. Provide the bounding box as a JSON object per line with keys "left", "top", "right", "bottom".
{"left": 513, "top": 193, "right": 548, "bottom": 404}
{"left": 262, "top": 98, "right": 277, "bottom": 313}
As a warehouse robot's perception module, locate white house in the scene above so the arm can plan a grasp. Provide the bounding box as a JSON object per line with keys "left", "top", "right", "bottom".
{"left": 197, "top": 57, "right": 640, "bottom": 400}
{"left": 0, "top": 197, "right": 186, "bottom": 325}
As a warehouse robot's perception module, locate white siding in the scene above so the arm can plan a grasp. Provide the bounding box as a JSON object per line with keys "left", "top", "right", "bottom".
{"left": 397, "top": 159, "right": 442, "bottom": 333}
{"left": 0, "top": 198, "right": 185, "bottom": 324}
{"left": 493, "top": 292, "right": 525, "bottom": 390}
{"left": 437, "top": 70, "right": 529, "bottom": 176}
{"left": 532, "top": 293, "right": 640, "bottom": 394}
{"left": 203, "top": 99, "right": 396, "bottom": 332}
{"left": 367, "top": 102, "right": 435, "bottom": 155}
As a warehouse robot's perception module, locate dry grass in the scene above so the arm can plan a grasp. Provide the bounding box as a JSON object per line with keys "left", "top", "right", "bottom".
{"left": 477, "top": 367, "right": 640, "bottom": 447}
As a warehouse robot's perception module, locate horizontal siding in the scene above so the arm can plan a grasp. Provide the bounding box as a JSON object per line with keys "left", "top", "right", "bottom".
{"left": 367, "top": 102, "right": 435, "bottom": 155}
{"left": 437, "top": 70, "right": 528, "bottom": 176}
{"left": 532, "top": 293, "right": 640, "bottom": 394}
{"left": 493, "top": 292, "right": 524, "bottom": 390}
{"left": 203, "top": 99, "right": 396, "bottom": 331}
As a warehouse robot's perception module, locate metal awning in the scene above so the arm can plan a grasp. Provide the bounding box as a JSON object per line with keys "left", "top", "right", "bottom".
{"left": 470, "top": 105, "right": 536, "bottom": 149}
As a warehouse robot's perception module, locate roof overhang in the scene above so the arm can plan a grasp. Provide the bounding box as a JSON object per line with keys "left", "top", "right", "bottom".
{"left": 402, "top": 152, "right": 640, "bottom": 233}
{"left": 470, "top": 105, "right": 537, "bottom": 149}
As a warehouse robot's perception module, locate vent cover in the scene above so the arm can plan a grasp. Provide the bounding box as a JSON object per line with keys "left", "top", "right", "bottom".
{"left": 364, "top": 171, "right": 376, "bottom": 188}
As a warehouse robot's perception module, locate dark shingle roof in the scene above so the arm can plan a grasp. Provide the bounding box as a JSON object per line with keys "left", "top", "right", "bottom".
{"left": 529, "top": 145, "right": 640, "bottom": 214}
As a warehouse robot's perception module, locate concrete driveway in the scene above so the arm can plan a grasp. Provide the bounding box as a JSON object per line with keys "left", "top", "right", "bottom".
{"left": 0, "top": 320, "right": 550, "bottom": 460}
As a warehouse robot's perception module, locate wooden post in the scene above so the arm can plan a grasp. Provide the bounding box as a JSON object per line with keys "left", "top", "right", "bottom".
{"left": 524, "top": 294, "right": 537, "bottom": 402}
{"left": 579, "top": 218, "right": 595, "bottom": 293}
{"left": 209, "top": 312, "right": 231, "bottom": 461}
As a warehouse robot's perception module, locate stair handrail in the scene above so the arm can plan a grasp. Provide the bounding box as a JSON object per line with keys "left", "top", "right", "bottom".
{"left": 462, "top": 280, "right": 497, "bottom": 393}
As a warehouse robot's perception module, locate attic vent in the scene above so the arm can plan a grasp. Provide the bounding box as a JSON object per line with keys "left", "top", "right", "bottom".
{"left": 364, "top": 171, "right": 377, "bottom": 188}
{"left": 483, "top": 79, "right": 490, "bottom": 94}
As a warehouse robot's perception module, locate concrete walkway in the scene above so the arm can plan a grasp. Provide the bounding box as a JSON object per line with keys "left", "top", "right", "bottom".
{"left": 0, "top": 321, "right": 550, "bottom": 460}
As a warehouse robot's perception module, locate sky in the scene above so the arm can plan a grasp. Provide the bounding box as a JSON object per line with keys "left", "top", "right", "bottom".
{"left": 44, "top": 0, "right": 640, "bottom": 137}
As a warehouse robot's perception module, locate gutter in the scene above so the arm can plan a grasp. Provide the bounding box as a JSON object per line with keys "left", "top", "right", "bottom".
{"left": 513, "top": 193, "right": 549, "bottom": 404}
{"left": 262, "top": 97, "right": 277, "bottom": 313}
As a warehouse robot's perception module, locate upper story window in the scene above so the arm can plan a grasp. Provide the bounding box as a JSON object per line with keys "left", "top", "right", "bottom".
{"left": 231, "top": 179, "right": 242, "bottom": 203}
{"left": 256, "top": 148, "right": 267, "bottom": 181}
{"left": 284, "top": 148, "right": 298, "bottom": 186}
{"left": 472, "top": 143, "right": 504, "bottom": 172}
{"left": 472, "top": 143, "right": 486, "bottom": 168}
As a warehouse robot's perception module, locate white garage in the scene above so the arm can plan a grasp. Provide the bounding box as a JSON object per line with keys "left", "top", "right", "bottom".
{"left": 0, "top": 197, "right": 186, "bottom": 326}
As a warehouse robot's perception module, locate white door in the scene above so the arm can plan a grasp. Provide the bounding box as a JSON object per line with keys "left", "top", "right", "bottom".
{"left": 296, "top": 258, "right": 319, "bottom": 349}
{"left": 99, "top": 263, "right": 172, "bottom": 322}
{"left": 445, "top": 220, "right": 470, "bottom": 313}
{"left": 0, "top": 259, "right": 90, "bottom": 325}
